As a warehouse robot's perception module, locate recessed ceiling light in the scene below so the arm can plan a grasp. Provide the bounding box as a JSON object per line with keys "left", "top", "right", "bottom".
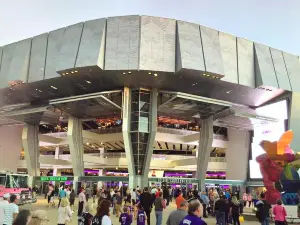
{"left": 85, "top": 80, "right": 91, "bottom": 84}
{"left": 206, "top": 74, "right": 210, "bottom": 77}
{"left": 128, "top": 71, "right": 132, "bottom": 74}
{"left": 50, "top": 86, "right": 57, "bottom": 90}
{"left": 71, "top": 71, "right": 74, "bottom": 74}
{"left": 203, "top": 74, "right": 206, "bottom": 76}
{"left": 35, "top": 89, "right": 38, "bottom": 91}
{"left": 226, "top": 90, "right": 231, "bottom": 94}
{"left": 65, "top": 72, "right": 69, "bottom": 75}
{"left": 123, "top": 72, "right": 126, "bottom": 75}
{"left": 62, "top": 73, "right": 65, "bottom": 75}
{"left": 148, "top": 72, "right": 152, "bottom": 75}
{"left": 154, "top": 73, "right": 158, "bottom": 77}
{"left": 86, "top": 143, "right": 89, "bottom": 145}
{"left": 75, "top": 70, "right": 78, "bottom": 73}
{"left": 192, "top": 83, "right": 197, "bottom": 86}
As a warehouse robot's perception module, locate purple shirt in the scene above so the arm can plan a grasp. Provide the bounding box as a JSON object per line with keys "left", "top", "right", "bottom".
{"left": 137, "top": 210, "right": 146, "bottom": 225}
{"left": 119, "top": 213, "right": 132, "bottom": 225}
{"left": 179, "top": 215, "right": 207, "bottom": 225}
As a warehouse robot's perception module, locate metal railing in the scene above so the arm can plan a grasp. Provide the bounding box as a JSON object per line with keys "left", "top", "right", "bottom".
{"left": 157, "top": 127, "right": 199, "bottom": 135}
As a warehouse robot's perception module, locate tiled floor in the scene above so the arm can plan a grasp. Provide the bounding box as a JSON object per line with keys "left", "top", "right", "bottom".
{"left": 20, "top": 197, "right": 259, "bottom": 225}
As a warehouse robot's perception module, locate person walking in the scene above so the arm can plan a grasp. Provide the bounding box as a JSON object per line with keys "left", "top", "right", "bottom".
{"left": 119, "top": 206, "right": 132, "bottom": 225}
{"left": 115, "top": 191, "right": 123, "bottom": 217}
{"left": 58, "top": 186, "right": 67, "bottom": 208}
{"left": 57, "top": 197, "right": 72, "bottom": 225}
{"left": 69, "top": 189, "right": 76, "bottom": 211}
{"left": 242, "top": 193, "right": 248, "bottom": 207}
{"left": 0, "top": 193, "right": 10, "bottom": 225}
{"left": 135, "top": 203, "right": 147, "bottom": 225}
{"left": 247, "top": 193, "right": 252, "bottom": 208}
{"left": 256, "top": 193, "right": 272, "bottom": 225}
{"left": 92, "top": 199, "right": 112, "bottom": 225}
{"left": 179, "top": 200, "right": 207, "bottom": 225}
{"left": 12, "top": 210, "right": 31, "bottom": 225}
{"left": 200, "top": 191, "right": 210, "bottom": 218}
{"left": 215, "top": 195, "right": 229, "bottom": 225}
{"left": 3, "top": 194, "right": 19, "bottom": 225}
{"left": 78, "top": 203, "right": 94, "bottom": 225}
{"left": 166, "top": 200, "right": 188, "bottom": 225}
{"left": 78, "top": 188, "right": 87, "bottom": 216}
{"left": 154, "top": 192, "right": 166, "bottom": 225}
{"left": 176, "top": 190, "right": 185, "bottom": 209}
{"left": 86, "top": 186, "right": 92, "bottom": 203}
{"left": 140, "top": 187, "right": 152, "bottom": 225}
{"left": 273, "top": 199, "right": 287, "bottom": 225}
{"left": 230, "top": 196, "right": 241, "bottom": 225}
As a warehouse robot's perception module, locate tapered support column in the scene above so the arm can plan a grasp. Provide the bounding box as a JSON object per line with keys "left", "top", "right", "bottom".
{"left": 196, "top": 116, "right": 213, "bottom": 191}
{"left": 67, "top": 116, "right": 84, "bottom": 177}
{"left": 22, "top": 124, "right": 40, "bottom": 176}
{"left": 122, "top": 88, "right": 157, "bottom": 189}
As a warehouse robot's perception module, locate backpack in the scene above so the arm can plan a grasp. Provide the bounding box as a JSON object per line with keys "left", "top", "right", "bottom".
{"left": 91, "top": 215, "right": 103, "bottom": 225}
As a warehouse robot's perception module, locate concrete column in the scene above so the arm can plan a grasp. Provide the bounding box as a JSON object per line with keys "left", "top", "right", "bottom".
{"left": 22, "top": 124, "right": 40, "bottom": 176}
{"left": 67, "top": 116, "right": 84, "bottom": 177}
{"left": 122, "top": 87, "right": 136, "bottom": 189}
{"left": 289, "top": 92, "right": 300, "bottom": 151}
{"left": 122, "top": 88, "right": 157, "bottom": 189}
{"left": 53, "top": 146, "right": 59, "bottom": 176}
{"left": 0, "top": 125, "right": 23, "bottom": 173}
{"left": 226, "top": 128, "right": 250, "bottom": 180}
{"left": 196, "top": 116, "right": 213, "bottom": 191}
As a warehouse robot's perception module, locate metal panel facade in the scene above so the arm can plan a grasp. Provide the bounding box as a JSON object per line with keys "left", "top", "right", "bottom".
{"left": 237, "top": 38, "right": 255, "bottom": 88}
{"left": 9, "top": 39, "right": 31, "bottom": 83}
{"left": 57, "top": 23, "right": 84, "bottom": 72}
{"left": 219, "top": 32, "right": 238, "bottom": 84}
{"left": 76, "top": 18, "right": 106, "bottom": 69}
{"left": 28, "top": 34, "right": 48, "bottom": 82}
{"left": 0, "top": 43, "right": 16, "bottom": 88}
{"left": 139, "top": 16, "right": 176, "bottom": 72}
{"left": 283, "top": 53, "right": 300, "bottom": 92}
{"left": 105, "top": 16, "right": 140, "bottom": 70}
{"left": 254, "top": 43, "right": 278, "bottom": 88}
{"left": 200, "top": 26, "right": 224, "bottom": 76}
{"left": 176, "top": 21, "right": 205, "bottom": 72}
{"left": 45, "top": 28, "right": 65, "bottom": 79}
{"left": 270, "top": 48, "right": 291, "bottom": 91}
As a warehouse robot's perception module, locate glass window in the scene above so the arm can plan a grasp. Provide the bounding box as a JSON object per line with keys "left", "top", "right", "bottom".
{"left": 6, "top": 175, "right": 28, "bottom": 188}
{"left": 0, "top": 176, "right": 6, "bottom": 186}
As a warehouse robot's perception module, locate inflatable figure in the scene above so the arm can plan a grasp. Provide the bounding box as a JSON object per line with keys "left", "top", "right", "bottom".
{"left": 256, "top": 130, "right": 300, "bottom": 204}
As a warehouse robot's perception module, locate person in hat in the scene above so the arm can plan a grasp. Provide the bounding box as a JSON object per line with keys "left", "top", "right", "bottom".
{"left": 0, "top": 193, "right": 10, "bottom": 224}
{"left": 28, "top": 210, "right": 49, "bottom": 225}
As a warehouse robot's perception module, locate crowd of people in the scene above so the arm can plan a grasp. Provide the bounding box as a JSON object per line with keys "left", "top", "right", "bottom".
{"left": 0, "top": 184, "right": 289, "bottom": 225}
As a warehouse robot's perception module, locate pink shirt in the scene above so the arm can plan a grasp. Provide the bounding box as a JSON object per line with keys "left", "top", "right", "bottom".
{"left": 273, "top": 205, "right": 287, "bottom": 222}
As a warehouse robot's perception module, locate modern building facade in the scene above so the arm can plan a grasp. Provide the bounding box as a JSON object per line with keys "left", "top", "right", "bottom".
{"left": 0, "top": 15, "right": 298, "bottom": 189}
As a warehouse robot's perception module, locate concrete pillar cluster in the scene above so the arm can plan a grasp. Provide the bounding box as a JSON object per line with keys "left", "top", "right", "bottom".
{"left": 122, "top": 88, "right": 157, "bottom": 189}
{"left": 196, "top": 117, "right": 214, "bottom": 191}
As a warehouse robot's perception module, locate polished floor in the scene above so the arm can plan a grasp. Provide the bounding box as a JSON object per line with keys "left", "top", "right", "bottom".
{"left": 20, "top": 197, "right": 258, "bottom": 225}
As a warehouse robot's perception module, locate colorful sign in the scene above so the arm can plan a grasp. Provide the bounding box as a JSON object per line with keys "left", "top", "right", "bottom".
{"left": 40, "top": 176, "right": 68, "bottom": 182}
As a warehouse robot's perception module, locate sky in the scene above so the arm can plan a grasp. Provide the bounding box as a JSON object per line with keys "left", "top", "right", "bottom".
{"left": 0, "top": 0, "right": 299, "bottom": 55}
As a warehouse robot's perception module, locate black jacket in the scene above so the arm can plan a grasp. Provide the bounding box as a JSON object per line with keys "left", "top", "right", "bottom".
{"left": 140, "top": 192, "right": 152, "bottom": 210}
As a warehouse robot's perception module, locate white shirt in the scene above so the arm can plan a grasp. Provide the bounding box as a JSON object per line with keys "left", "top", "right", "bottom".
{"left": 0, "top": 200, "right": 9, "bottom": 224}
{"left": 57, "top": 206, "right": 72, "bottom": 224}
{"left": 79, "top": 192, "right": 86, "bottom": 203}
{"left": 131, "top": 191, "right": 137, "bottom": 201}
{"left": 3, "top": 203, "right": 19, "bottom": 225}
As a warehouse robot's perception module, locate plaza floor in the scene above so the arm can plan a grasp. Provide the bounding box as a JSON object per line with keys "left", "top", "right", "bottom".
{"left": 20, "top": 197, "right": 258, "bottom": 225}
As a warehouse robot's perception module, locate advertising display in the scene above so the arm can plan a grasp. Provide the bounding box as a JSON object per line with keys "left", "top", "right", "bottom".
{"left": 249, "top": 100, "right": 288, "bottom": 179}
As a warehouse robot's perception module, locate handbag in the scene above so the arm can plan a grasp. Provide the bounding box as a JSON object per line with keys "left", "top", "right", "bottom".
{"left": 239, "top": 216, "right": 245, "bottom": 223}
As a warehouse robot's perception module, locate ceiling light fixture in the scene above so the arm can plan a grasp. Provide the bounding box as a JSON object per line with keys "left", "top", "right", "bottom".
{"left": 123, "top": 72, "right": 126, "bottom": 75}
{"left": 50, "top": 86, "right": 57, "bottom": 90}
{"left": 85, "top": 80, "right": 91, "bottom": 84}
{"left": 154, "top": 73, "right": 158, "bottom": 77}
{"left": 86, "top": 143, "right": 90, "bottom": 145}
{"left": 62, "top": 73, "right": 65, "bottom": 75}
{"left": 148, "top": 72, "right": 152, "bottom": 75}
{"left": 65, "top": 72, "right": 69, "bottom": 75}
{"left": 75, "top": 70, "right": 78, "bottom": 73}
{"left": 71, "top": 71, "right": 74, "bottom": 74}
{"left": 226, "top": 90, "right": 231, "bottom": 94}
{"left": 128, "top": 71, "right": 132, "bottom": 74}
